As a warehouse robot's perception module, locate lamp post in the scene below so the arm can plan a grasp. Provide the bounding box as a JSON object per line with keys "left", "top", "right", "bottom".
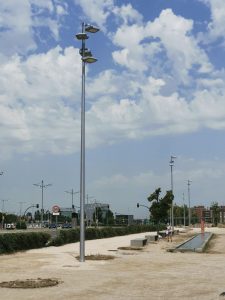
{"left": 33, "top": 180, "right": 52, "bottom": 227}
{"left": 169, "top": 155, "right": 176, "bottom": 231}
{"left": 137, "top": 203, "right": 151, "bottom": 224}
{"left": 76, "top": 22, "right": 99, "bottom": 262}
{"left": 188, "top": 180, "right": 192, "bottom": 226}
{"left": 183, "top": 192, "right": 186, "bottom": 227}
{"left": 65, "top": 189, "right": 79, "bottom": 209}
{"left": 1, "top": 199, "right": 8, "bottom": 229}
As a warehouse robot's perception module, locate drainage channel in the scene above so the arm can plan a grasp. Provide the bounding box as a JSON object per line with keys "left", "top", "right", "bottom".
{"left": 174, "top": 232, "right": 213, "bottom": 253}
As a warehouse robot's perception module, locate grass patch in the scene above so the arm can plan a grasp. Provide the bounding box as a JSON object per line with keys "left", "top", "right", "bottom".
{"left": 118, "top": 246, "right": 143, "bottom": 251}
{"left": 0, "top": 278, "right": 61, "bottom": 289}
{"left": 76, "top": 254, "right": 115, "bottom": 260}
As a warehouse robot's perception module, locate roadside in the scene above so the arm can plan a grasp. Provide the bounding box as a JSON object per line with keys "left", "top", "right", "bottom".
{"left": 0, "top": 227, "right": 224, "bottom": 299}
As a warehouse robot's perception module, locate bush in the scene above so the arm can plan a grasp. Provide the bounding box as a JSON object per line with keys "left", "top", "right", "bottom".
{"left": 49, "top": 224, "right": 160, "bottom": 247}
{"left": 0, "top": 232, "right": 50, "bottom": 254}
{"left": 16, "top": 222, "right": 27, "bottom": 230}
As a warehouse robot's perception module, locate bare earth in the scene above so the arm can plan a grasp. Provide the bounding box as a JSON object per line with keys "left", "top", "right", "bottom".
{"left": 0, "top": 227, "right": 225, "bottom": 300}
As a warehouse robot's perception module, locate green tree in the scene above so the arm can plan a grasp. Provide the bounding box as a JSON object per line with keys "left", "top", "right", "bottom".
{"left": 93, "top": 207, "right": 103, "bottom": 225}
{"left": 103, "top": 209, "right": 114, "bottom": 225}
{"left": 34, "top": 210, "right": 41, "bottom": 221}
{"left": 148, "top": 188, "right": 173, "bottom": 233}
{"left": 4, "top": 213, "right": 18, "bottom": 223}
{"left": 211, "top": 202, "right": 220, "bottom": 226}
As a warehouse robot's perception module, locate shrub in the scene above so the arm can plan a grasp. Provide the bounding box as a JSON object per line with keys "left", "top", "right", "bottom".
{"left": 16, "top": 222, "right": 27, "bottom": 230}
{"left": 0, "top": 232, "right": 50, "bottom": 254}
{"left": 50, "top": 224, "right": 159, "bottom": 246}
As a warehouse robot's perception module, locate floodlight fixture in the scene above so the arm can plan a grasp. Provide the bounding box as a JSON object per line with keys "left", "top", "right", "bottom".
{"left": 76, "top": 33, "right": 89, "bottom": 40}
{"left": 85, "top": 24, "right": 100, "bottom": 33}
{"left": 79, "top": 48, "right": 92, "bottom": 57}
{"left": 82, "top": 56, "right": 97, "bottom": 63}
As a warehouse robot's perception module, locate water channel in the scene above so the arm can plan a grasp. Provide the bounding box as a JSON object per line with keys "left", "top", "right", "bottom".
{"left": 176, "top": 232, "right": 213, "bottom": 252}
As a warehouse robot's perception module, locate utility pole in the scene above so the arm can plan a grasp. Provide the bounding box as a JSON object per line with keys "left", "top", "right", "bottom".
{"left": 33, "top": 180, "right": 52, "bottom": 227}
{"left": 188, "top": 180, "right": 192, "bottom": 226}
{"left": 65, "top": 189, "right": 79, "bottom": 208}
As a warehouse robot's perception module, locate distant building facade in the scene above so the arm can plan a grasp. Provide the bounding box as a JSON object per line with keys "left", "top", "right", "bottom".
{"left": 115, "top": 214, "right": 134, "bottom": 226}
{"left": 193, "top": 205, "right": 225, "bottom": 224}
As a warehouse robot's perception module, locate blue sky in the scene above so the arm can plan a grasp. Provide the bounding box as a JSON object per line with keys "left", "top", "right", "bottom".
{"left": 0, "top": 0, "right": 225, "bottom": 218}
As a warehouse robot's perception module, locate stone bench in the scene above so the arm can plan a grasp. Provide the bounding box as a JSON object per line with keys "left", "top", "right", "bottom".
{"left": 130, "top": 238, "right": 147, "bottom": 247}
{"left": 145, "top": 234, "right": 158, "bottom": 243}
{"left": 159, "top": 231, "right": 167, "bottom": 238}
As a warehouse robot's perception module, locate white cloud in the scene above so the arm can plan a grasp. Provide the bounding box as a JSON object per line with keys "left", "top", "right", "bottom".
{"left": 146, "top": 9, "right": 213, "bottom": 81}
{"left": 111, "top": 8, "right": 212, "bottom": 82}
{"left": 0, "top": 46, "right": 82, "bottom": 157}
{"left": 0, "top": 0, "right": 36, "bottom": 55}
{"left": 112, "top": 4, "right": 143, "bottom": 25}
{"left": 200, "top": 0, "right": 225, "bottom": 40}
{"left": 1, "top": 2, "right": 225, "bottom": 159}
{"left": 0, "top": 0, "right": 68, "bottom": 56}
{"left": 74, "top": 0, "right": 114, "bottom": 29}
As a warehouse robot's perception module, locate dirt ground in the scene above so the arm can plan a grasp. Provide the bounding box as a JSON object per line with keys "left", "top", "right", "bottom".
{"left": 0, "top": 227, "right": 225, "bottom": 300}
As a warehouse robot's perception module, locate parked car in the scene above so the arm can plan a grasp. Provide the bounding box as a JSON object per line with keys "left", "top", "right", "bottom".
{"left": 48, "top": 223, "right": 56, "bottom": 229}
{"left": 6, "top": 223, "right": 16, "bottom": 230}
{"left": 62, "top": 223, "right": 72, "bottom": 229}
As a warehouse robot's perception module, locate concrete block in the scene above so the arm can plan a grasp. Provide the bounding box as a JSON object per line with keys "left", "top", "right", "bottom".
{"left": 130, "top": 238, "right": 147, "bottom": 247}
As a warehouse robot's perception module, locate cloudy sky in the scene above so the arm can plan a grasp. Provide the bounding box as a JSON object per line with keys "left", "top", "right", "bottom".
{"left": 0, "top": 0, "right": 225, "bottom": 218}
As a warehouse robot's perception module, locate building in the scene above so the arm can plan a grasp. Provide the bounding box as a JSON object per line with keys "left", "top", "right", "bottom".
{"left": 115, "top": 214, "right": 134, "bottom": 226}
{"left": 85, "top": 202, "right": 109, "bottom": 225}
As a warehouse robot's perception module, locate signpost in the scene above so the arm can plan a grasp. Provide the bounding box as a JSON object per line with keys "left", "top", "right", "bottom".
{"left": 52, "top": 205, "right": 60, "bottom": 228}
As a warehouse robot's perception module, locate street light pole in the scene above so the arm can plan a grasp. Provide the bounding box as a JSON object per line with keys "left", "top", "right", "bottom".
{"left": 19, "top": 201, "right": 26, "bottom": 227}
{"left": 76, "top": 22, "right": 99, "bottom": 262}
{"left": 169, "top": 155, "right": 176, "bottom": 231}
{"left": 33, "top": 180, "right": 52, "bottom": 227}
{"left": 183, "top": 192, "right": 185, "bottom": 227}
{"left": 188, "top": 180, "right": 192, "bottom": 226}
{"left": 65, "top": 189, "right": 79, "bottom": 208}
{"left": 1, "top": 199, "right": 8, "bottom": 229}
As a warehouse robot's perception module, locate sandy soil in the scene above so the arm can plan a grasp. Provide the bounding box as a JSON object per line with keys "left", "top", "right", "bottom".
{"left": 0, "top": 227, "right": 225, "bottom": 300}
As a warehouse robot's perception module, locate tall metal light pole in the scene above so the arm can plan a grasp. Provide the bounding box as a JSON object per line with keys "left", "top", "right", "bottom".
{"left": 33, "top": 180, "right": 52, "bottom": 227}
{"left": 19, "top": 201, "right": 26, "bottom": 227}
{"left": 76, "top": 23, "right": 99, "bottom": 262}
{"left": 1, "top": 199, "right": 8, "bottom": 229}
{"left": 1, "top": 199, "right": 8, "bottom": 214}
{"left": 188, "top": 179, "right": 192, "bottom": 226}
{"left": 183, "top": 192, "right": 185, "bottom": 227}
{"left": 169, "top": 155, "right": 176, "bottom": 230}
{"left": 65, "top": 189, "right": 79, "bottom": 208}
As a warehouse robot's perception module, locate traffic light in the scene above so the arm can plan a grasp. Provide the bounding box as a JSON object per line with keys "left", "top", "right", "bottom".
{"left": 36, "top": 204, "right": 39, "bottom": 208}
{"left": 137, "top": 203, "right": 139, "bottom": 208}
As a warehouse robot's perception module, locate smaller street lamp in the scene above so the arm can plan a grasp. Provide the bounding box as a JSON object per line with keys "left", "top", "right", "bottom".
{"left": 188, "top": 179, "right": 192, "bottom": 226}
{"left": 33, "top": 180, "right": 52, "bottom": 227}
{"left": 65, "top": 189, "right": 80, "bottom": 209}
{"left": 169, "top": 155, "right": 176, "bottom": 230}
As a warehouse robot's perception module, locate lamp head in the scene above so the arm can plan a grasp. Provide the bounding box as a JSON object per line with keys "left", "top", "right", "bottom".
{"left": 170, "top": 155, "right": 176, "bottom": 164}
{"left": 82, "top": 56, "right": 97, "bottom": 63}
{"left": 79, "top": 48, "right": 92, "bottom": 57}
{"left": 85, "top": 24, "right": 100, "bottom": 33}
{"left": 75, "top": 33, "right": 89, "bottom": 40}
